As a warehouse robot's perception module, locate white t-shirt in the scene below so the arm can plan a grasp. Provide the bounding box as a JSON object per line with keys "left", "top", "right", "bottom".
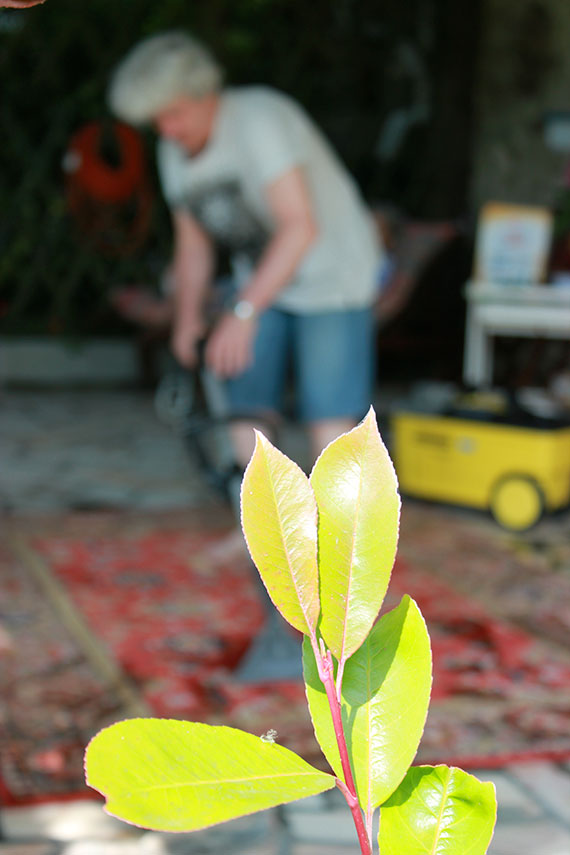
{"left": 157, "top": 86, "right": 381, "bottom": 313}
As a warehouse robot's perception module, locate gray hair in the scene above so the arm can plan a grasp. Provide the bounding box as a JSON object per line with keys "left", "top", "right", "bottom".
{"left": 108, "top": 31, "right": 223, "bottom": 124}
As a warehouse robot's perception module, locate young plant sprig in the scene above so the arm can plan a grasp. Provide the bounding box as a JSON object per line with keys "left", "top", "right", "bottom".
{"left": 84, "top": 408, "right": 497, "bottom": 854}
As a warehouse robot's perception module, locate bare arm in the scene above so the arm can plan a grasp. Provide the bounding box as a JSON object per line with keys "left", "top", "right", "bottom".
{"left": 206, "top": 165, "right": 318, "bottom": 377}
{"left": 239, "top": 165, "right": 318, "bottom": 313}
{"left": 171, "top": 208, "right": 214, "bottom": 368}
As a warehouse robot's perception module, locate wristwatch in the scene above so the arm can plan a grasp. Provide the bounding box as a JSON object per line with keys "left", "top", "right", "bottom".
{"left": 232, "top": 299, "right": 257, "bottom": 321}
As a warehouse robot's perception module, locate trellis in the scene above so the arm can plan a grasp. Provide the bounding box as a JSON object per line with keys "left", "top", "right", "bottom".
{"left": 0, "top": 0, "right": 451, "bottom": 336}
{"left": 0, "top": 0, "right": 177, "bottom": 335}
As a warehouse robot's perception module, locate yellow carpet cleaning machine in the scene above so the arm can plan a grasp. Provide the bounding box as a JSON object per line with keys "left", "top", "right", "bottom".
{"left": 391, "top": 391, "right": 570, "bottom": 531}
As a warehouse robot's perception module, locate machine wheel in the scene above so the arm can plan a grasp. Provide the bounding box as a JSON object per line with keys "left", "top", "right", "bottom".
{"left": 490, "top": 474, "right": 544, "bottom": 531}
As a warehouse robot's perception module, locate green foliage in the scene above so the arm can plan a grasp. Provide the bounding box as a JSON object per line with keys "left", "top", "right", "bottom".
{"left": 0, "top": 0, "right": 173, "bottom": 335}
{"left": 303, "top": 595, "right": 432, "bottom": 813}
{"left": 84, "top": 408, "right": 497, "bottom": 854}
{"left": 86, "top": 719, "right": 334, "bottom": 832}
{"left": 378, "top": 765, "right": 497, "bottom": 855}
{"left": 310, "top": 412, "right": 400, "bottom": 660}
{"left": 240, "top": 432, "right": 320, "bottom": 636}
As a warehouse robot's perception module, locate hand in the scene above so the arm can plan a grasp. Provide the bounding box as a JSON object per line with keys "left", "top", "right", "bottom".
{"left": 205, "top": 313, "right": 257, "bottom": 378}
{"left": 171, "top": 316, "right": 205, "bottom": 369}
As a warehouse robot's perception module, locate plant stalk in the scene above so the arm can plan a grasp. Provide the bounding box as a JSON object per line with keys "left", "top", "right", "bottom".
{"left": 336, "top": 778, "right": 373, "bottom": 855}
{"left": 335, "top": 657, "right": 346, "bottom": 702}
{"left": 366, "top": 805, "right": 374, "bottom": 845}
{"left": 313, "top": 640, "right": 372, "bottom": 855}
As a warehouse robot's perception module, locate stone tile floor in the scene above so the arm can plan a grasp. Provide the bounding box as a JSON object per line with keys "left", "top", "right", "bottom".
{"left": 1, "top": 388, "right": 570, "bottom": 854}
{"left": 0, "top": 390, "right": 218, "bottom": 514}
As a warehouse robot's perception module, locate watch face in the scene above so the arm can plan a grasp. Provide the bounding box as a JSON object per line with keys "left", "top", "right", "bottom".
{"left": 234, "top": 300, "right": 255, "bottom": 320}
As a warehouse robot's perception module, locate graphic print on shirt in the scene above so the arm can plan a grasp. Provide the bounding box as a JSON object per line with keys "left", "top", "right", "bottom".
{"left": 184, "top": 179, "right": 269, "bottom": 265}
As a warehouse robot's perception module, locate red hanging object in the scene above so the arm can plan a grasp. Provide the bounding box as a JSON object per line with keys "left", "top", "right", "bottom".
{"left": 63, "top": 120, "right": 153, "bottom": 257}
{"left": 0, "top": 0, "right": 46, "bottom": 6}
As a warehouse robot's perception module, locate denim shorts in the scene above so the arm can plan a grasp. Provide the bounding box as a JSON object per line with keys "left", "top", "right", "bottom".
{"left": 224, "top": 305, "right": 374, "bottom": 423}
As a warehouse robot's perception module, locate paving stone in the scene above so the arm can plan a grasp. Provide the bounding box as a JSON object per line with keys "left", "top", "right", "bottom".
{"left": 284, "top": 810, "right": 355, "bottom": 846}
{"left": 291, "top": 847, "right": 357, "bottom": 855}
{"left": 0, "top": 391, "right": 216, "bottom": 513}
{"left": 470, "top": 768, "right": 545, "bottom": 820}
{"left": 62, "top": 843, "right": 142, "bottom": 855}
{"left": 283, "top": 806, "right": 378, "bottom": 850}
{"left": 0, "top": 338, "right": 139, "bottom": 385}
{"left": 509, "top": 763, "right": 570, "bottom": 826}
{"left": 489, "top": 819, "right": 570, "bottom": 855}
{"left": 283, "top": 789, "right": 379, "bottom": 850}
{"left": 62, "top": 840, "right": 281, "bottom": 855}
{"left": 0, "top": 846, "right": 58, "bottom": 855}
{"left": 281, "top": 795, "right": 329, "bottom": 814}
{"left": 1, "top": 803, "right": 137, "bottom": 843}
{"left": 138, "top": 811, "right": 281, "bottom": 854}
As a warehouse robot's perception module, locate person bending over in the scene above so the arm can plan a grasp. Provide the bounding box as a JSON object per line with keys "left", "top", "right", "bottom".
{"left": 108, "top": 31, "right": 382, "bottom": 468}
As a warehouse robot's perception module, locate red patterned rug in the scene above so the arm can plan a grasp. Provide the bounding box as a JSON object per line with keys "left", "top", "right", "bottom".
{"left": 2, "top": 508, "right": 570, "bottom": 806}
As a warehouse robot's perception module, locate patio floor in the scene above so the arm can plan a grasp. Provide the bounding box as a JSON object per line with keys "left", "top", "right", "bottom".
{"left": 1, "top": 388, "right": 570, "bottom": 855}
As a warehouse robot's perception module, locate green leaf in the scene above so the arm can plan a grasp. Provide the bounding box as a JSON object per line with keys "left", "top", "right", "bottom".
{"left": 378, "top": 765, "right": 497, "bottom": 855}
{"left": 241, "top": 432, "right": 320, "bottom": 636}
{"left": 310, "top": 408, "right": 400, "bottom": 660}
{"left": 85, "top": 719, "right": 335, "bottom": 832}
{"left": 304, "top": 596, "right": 431, "bottom": 810}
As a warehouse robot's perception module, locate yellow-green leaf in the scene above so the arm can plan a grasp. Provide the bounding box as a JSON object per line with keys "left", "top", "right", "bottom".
{"left": 379, "top": 765, "right": 497, "bottom": 855}
{"left": 310, "top": 408, "right": 400, "bottom": 660}
{"left": 304, "top": 597, "right": 431, "bottom": 810}
{"left": 85, "top": 719, "right": 335, "bottom": 832}
{"left": 241, "top": 432, "right": 320, "bottom": 636}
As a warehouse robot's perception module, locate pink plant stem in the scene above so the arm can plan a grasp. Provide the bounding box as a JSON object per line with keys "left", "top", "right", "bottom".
{"left": 312, "top": 639, "right": 372, "bottom": 855}
{"left": 336, "top": 778, "right": 372, "bottom": 855}
{"left": 366, "top": 806, "right": 374, "bottom": 844}
{"left": 335, "top": 658, "right": 346, "bottom": 702}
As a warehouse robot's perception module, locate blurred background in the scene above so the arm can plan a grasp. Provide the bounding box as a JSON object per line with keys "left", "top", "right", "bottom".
{"left": 2, "top": 0, "right": 570, "bottom": 386}
{"left": 1, "top": 0, "right": 570, "bottom": 383}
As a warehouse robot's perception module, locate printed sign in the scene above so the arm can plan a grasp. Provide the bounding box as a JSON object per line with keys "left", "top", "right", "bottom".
{"left": 473, "top": 202, "right": 552, "bottom": 284}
